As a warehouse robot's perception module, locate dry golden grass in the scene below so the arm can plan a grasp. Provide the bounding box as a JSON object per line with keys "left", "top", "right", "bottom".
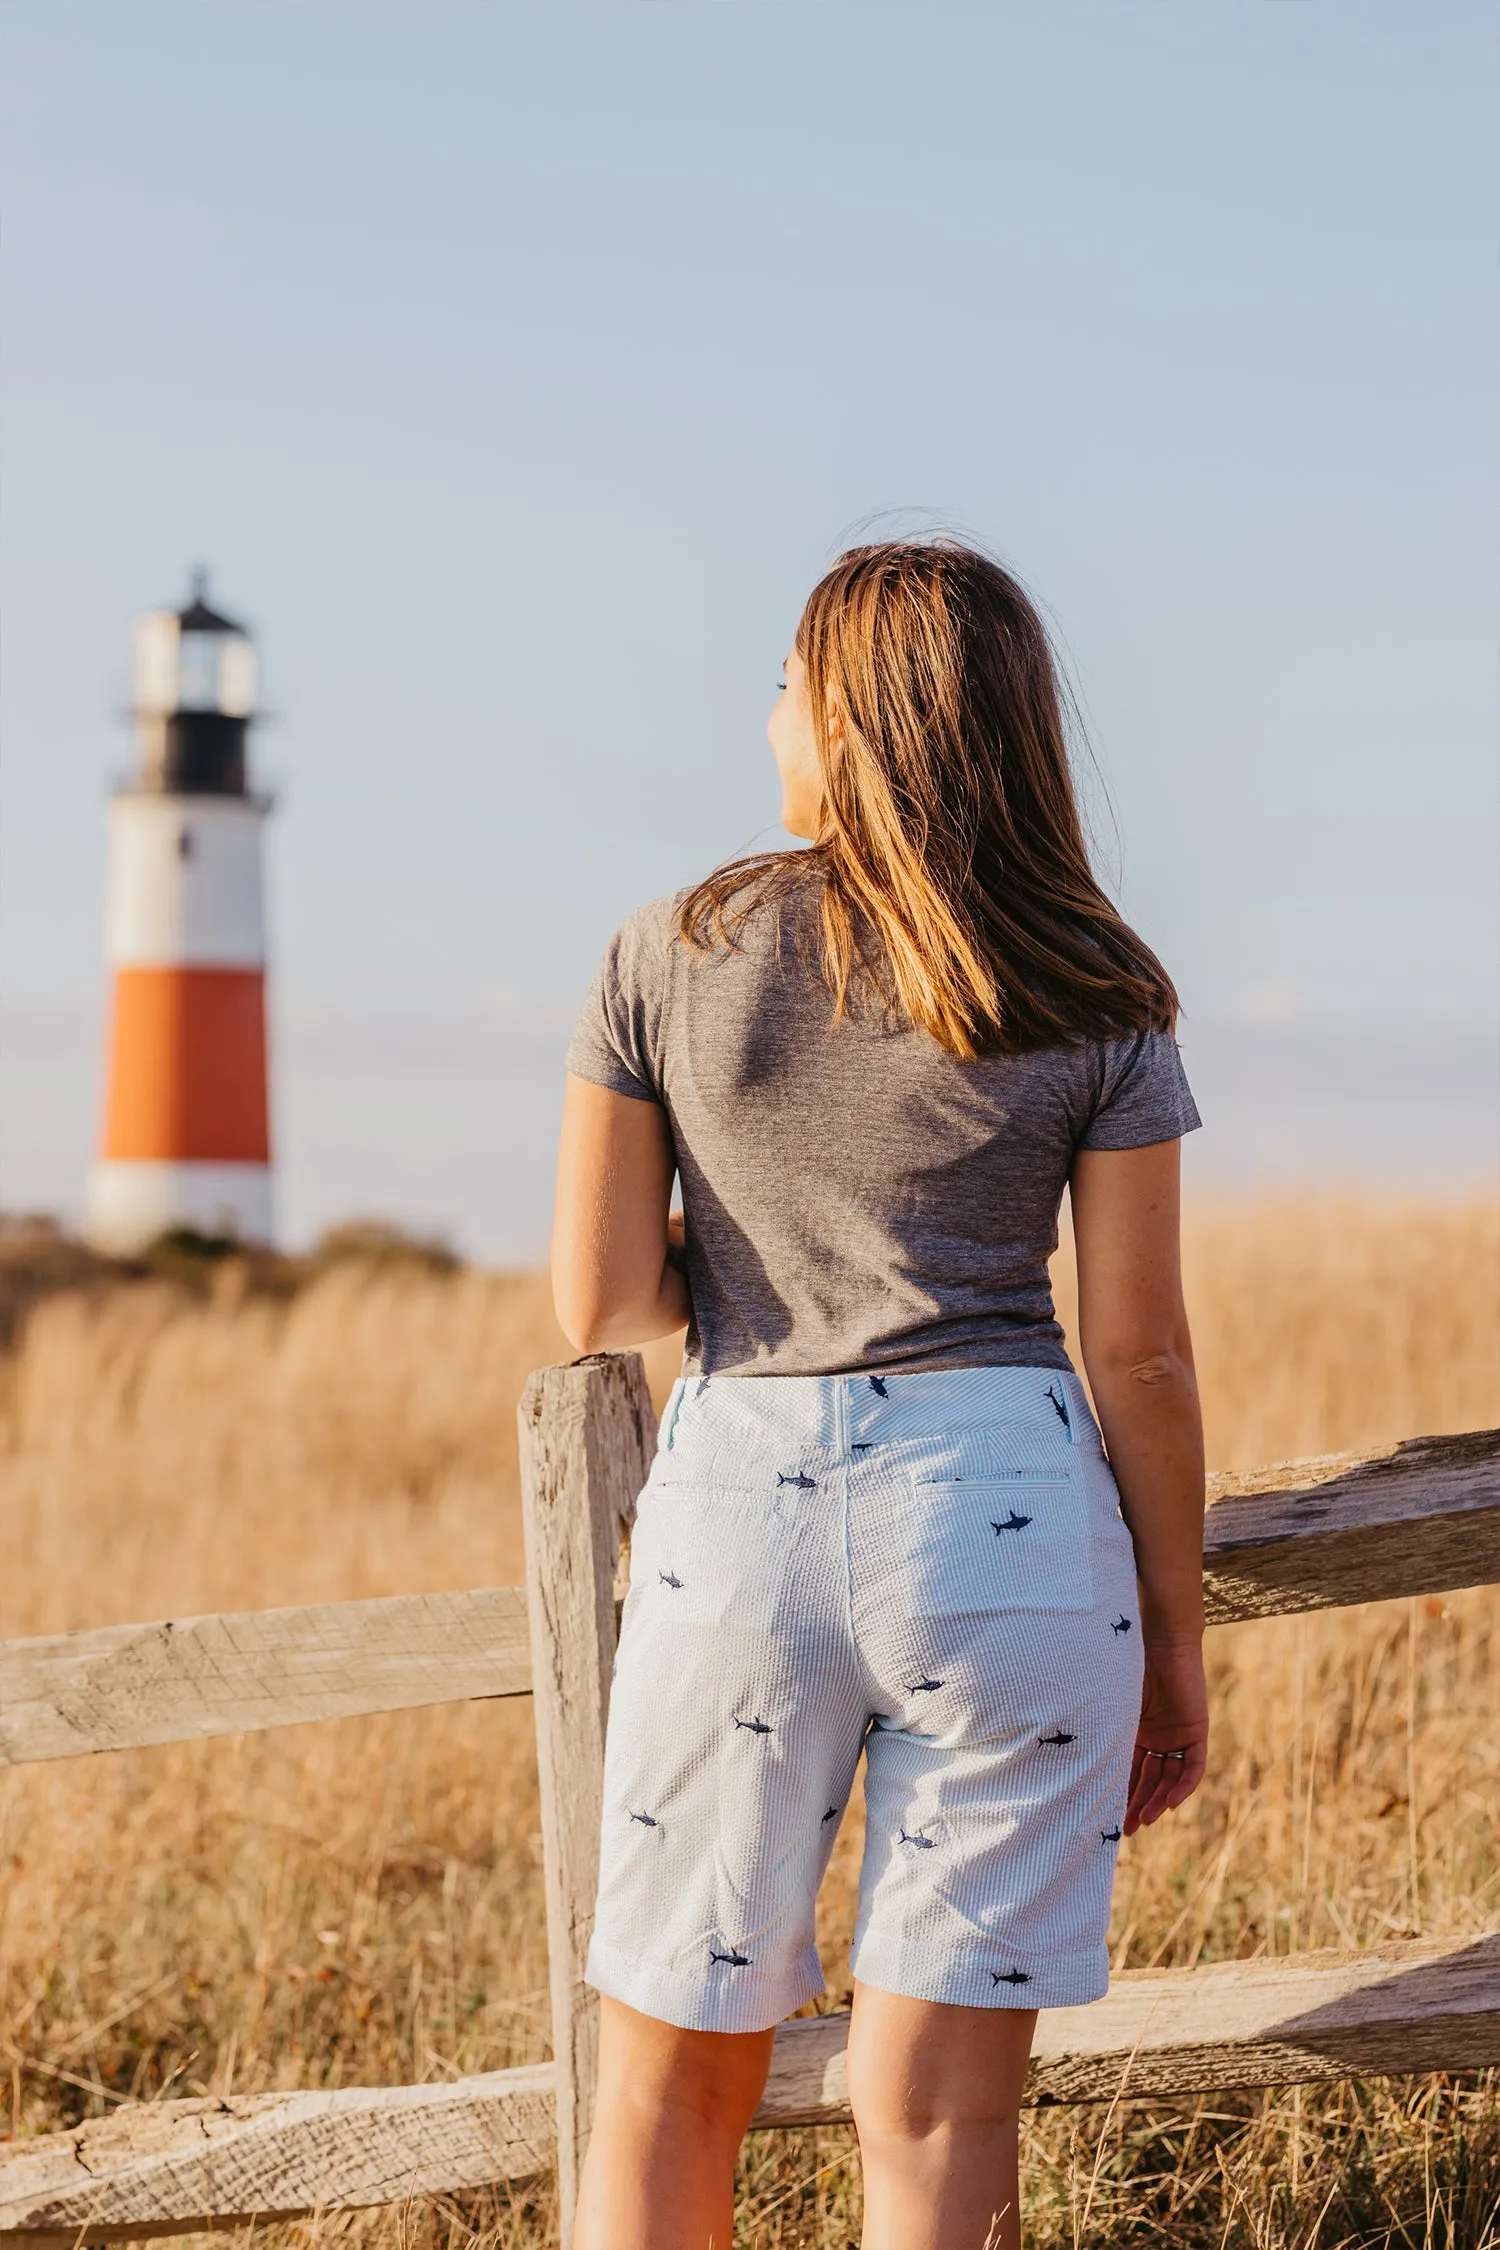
{"left": 1, "top": 1194, "right": 1498, "bottom": 2247}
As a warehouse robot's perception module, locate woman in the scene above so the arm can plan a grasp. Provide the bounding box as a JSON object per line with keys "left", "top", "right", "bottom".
{"left": 552, "top": 540, "right": 1208, "bottom": 2250}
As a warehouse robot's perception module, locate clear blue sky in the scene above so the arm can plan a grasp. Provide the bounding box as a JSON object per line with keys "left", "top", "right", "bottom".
{"left": 1, "top": 2, "right": 1495, "bottom": 1245}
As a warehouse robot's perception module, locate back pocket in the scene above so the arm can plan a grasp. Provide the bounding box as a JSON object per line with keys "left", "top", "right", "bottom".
{"left": 908, "top": 1471, "right": 1094, "bottom": 1615}
{"left": 629, "top": 1472, "right": 787, "bottom": 1627}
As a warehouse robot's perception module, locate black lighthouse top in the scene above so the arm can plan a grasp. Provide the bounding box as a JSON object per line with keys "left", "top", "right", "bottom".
{"left": 132, "top": 571, "right": 258, "bottom": 797}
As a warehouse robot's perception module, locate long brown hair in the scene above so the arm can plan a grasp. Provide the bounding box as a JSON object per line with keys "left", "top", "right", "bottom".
{"left": 679, "top": 538, "right": 1178, "bottom": 1057}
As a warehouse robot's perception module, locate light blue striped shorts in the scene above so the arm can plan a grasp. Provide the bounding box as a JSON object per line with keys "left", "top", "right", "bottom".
{"left": 586, "top": 1365, "right": 1143, "bottom": 2034}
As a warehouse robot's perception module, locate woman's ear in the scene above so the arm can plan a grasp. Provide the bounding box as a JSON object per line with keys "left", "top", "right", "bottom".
{"left": 824, "top": 688, "right": 847, "bottom": 755}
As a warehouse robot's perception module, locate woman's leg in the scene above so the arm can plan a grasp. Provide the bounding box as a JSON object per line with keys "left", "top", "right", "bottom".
{"left": 573, "top": 1995, "right": 777, "bottom": 2250}
{"left": 846, "top": 1982, "right": 1037, "bottom": 2250}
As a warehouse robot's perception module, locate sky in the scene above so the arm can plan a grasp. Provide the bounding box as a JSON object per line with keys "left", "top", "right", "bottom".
{"left": 1, "top": 1, "right": 1495, "bottom": 1255}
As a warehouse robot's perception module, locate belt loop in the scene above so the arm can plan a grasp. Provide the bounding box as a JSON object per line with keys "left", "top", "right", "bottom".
{"left": 1049, "top": 1375, "right": 1074, "bottom": 1445}
{"left": 662, "top": 1380, "right": 686, "bottom": 1452}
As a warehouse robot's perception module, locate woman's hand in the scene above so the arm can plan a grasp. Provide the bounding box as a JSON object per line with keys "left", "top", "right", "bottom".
{"left": 1125, "top": 1638, "right": 1209, "bottom": 1834}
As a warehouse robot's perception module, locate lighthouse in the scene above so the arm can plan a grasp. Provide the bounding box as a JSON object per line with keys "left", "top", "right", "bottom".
{"left": 85, "top": 574, "right": 274, "bottom": 1254}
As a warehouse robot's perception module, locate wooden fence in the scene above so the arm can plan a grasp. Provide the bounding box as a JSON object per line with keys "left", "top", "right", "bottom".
{"left": 2, "top": 1354, "right": 1498, "bottom": 2248}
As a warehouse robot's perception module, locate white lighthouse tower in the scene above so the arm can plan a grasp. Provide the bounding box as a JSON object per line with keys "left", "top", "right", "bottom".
{"left": 85, "top": 575, "right": 274, "bottom": 1253}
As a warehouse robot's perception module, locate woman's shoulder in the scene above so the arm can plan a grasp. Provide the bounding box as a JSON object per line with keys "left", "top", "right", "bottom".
{"left": 616, "top": 885, "right": 693, "bottom": 936}
{"left": 616, "top": 861, "right": 822, "bottom": 960}
{"left": 592, "top": 879, "right": 754, "bottom": 1003}
{"left": 595, "top": 886, "right": 696, "bottom": 972}
{"left": 1070, "top": 1024, "right": 1200, "bottom": 1148}
{"left": 570, "top": 890, "right": 700, "bottom": 1098}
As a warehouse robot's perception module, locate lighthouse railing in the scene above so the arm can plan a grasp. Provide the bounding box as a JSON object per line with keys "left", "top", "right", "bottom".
{"left": 1, "top": 1363, "right": 1498, "bottom": 2248}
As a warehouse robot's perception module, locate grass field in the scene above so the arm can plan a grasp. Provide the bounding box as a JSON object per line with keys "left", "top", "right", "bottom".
{"left": 2, "top": 1194, "right": 1498, "bottom": 2246}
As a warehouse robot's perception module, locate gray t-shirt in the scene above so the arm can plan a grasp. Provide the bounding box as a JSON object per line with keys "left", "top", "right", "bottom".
{"left": 567, "top": 881, "right": 1200, "bottom": 1378}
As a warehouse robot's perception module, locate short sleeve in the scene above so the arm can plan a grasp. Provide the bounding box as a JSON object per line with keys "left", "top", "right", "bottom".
{"left": 565, "top": 901, "right": 673, "bottom": 1104}
{"left": 1078, "top": 1029, "right": 1202, "bottom": 1151}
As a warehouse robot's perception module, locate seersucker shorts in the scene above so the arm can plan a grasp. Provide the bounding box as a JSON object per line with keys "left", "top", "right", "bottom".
{"left": 586, "top": 1365, "right": 1143, "bottom": 2034}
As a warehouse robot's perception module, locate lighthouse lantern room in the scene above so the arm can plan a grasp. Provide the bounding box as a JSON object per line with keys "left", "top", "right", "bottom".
{"left": 85, "top": 575, "right": 274, "bottom": 1254}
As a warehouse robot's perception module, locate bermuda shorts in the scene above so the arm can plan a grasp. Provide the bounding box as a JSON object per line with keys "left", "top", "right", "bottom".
{"left": 586, "top": 1365, "right": 1143, "bottom": 2035}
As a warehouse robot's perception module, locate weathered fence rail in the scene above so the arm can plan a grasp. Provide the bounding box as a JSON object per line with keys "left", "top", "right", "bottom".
{"left": 8, "top": 1935, "right": 1498, "bottom": 2249}
{"left": 0, "top": 1588, "right": 534, "bottom": 1767}
{"left": 2, "top": 1357, "right": 1497, "bottom": 2248}
{"left": 7, "top": 1427, "right": 1497, "bottom": 1771}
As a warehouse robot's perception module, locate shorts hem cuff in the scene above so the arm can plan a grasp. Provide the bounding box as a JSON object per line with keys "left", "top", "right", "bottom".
{"left": 850, "top": 1939, "right": 1109, "bottom": 2011}
{"left": 586, "top": 1936, "right": 824, "bottom": 2034}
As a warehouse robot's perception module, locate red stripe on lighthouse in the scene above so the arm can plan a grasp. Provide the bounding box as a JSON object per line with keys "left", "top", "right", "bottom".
{"left": 101, "top": 966, "right": 271, "bottom": 1164}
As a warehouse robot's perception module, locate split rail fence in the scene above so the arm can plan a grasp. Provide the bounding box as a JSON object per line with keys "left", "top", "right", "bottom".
{"left": 2, "top": 1354, "right": 1499, "bottom": 2247}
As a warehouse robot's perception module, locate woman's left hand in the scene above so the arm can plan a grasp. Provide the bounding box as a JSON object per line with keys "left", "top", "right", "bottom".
{"left": 1125, "top": 1638, "right": 1209, "bottom": 1834}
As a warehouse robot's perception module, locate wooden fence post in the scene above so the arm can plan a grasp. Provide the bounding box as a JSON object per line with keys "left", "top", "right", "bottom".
{"left": 519, "top": 1353, "right": 658, "bottom": 2248}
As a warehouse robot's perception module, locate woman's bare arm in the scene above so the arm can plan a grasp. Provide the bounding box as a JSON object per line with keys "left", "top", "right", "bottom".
{"left": 1069, "top": 1138, "right": 1207, "bottom": 1831}
{"left": 552, "top": 1075, "right": 690, "bottom": 1353}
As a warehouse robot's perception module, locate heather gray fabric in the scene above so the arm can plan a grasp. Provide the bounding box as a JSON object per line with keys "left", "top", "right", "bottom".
{"left": 566, "top": 882, "right": 1200, "bottom": 1378}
